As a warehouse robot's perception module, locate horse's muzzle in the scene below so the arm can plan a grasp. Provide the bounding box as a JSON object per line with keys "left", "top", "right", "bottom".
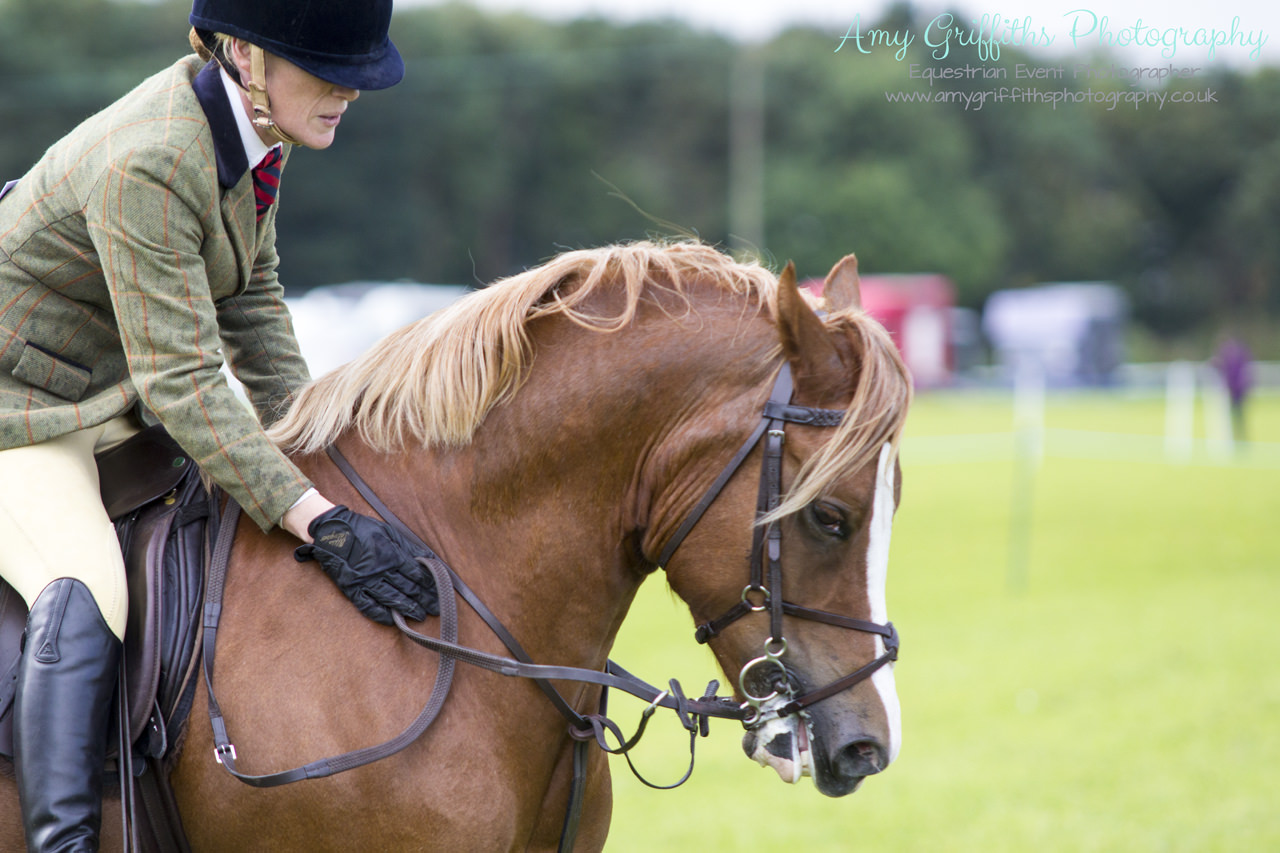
{"left": 806, "top": 721, "right": 891, "bottom": 796}
{"left": 822, "top": 738, "right": 888, "bottom": 795}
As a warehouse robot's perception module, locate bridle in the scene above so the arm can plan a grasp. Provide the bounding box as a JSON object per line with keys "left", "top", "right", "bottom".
{"left": 656, "top": 362, "right": 900, "bottom": 727}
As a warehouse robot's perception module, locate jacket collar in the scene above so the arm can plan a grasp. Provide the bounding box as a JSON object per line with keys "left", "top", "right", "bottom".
{"left": 192, "top": 60, "right": 249, "bottom": 189}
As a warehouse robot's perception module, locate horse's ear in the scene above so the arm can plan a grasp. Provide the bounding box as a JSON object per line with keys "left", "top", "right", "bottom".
{"left": 823, "top": 253, "right": 862, "bottom": 312}
{"left": 776, "top": 261, "right": 857, "bottom": 399}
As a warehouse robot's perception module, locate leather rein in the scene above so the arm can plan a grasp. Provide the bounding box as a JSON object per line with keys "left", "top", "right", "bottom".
{"left": 200, "top": 361, "right": 898, "bottom": 851}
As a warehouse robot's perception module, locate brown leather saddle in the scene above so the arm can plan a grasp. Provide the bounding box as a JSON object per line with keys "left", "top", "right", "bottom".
{"left": 0, "top": 424, "right": 214, "bottom": 847}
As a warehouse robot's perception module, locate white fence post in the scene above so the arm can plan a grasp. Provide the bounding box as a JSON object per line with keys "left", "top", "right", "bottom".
{"left": 1164, "top": 361, "right": 1195, "bottom": 462}
{"left": 1008, "top": 361, "right": 1045, "bottom": 592}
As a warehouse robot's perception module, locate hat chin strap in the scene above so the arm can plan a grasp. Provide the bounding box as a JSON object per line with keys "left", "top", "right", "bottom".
{"left": 247, "top": 44, "right": 302, "bottom": 146}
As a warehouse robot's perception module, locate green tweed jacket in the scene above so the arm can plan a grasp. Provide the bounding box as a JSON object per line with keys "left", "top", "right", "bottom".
{"left": 0, "top": 55, "right": 312, "bottom": 531}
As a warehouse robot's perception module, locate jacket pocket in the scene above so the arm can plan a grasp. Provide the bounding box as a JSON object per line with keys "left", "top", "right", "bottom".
{"left": 12, "top": 342, "right": 92, "bottom": 402}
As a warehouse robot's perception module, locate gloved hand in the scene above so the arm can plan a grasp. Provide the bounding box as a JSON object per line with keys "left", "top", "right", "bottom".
{"left": 293, "top": 505, "right": 439, "bottom": 625}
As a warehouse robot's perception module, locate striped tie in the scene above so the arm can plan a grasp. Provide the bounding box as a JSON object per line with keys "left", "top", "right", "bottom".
{"left": 252, "top": 147, "right": 283, "bottom": 222}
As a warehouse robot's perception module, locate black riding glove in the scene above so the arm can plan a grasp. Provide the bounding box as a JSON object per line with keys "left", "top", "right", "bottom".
{"left": 293, "top": 506, "right": 440, "bottom": 625}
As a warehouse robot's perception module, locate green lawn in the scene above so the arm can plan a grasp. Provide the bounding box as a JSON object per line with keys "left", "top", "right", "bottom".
{"left": 602, "top": 390, "right": 1280, "bottom": 851}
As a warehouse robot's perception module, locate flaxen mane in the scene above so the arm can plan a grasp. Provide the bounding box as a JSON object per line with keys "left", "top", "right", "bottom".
{"left": 268, "top": 241, "right": 911, "bottom": 519}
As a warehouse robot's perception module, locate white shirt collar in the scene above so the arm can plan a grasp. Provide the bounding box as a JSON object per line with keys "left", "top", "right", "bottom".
{"left": 218, "top": 65, "right": 280, "bottom": 170}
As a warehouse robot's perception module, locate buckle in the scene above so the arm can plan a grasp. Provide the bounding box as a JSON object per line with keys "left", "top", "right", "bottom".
{"left": 214, "top": 743, "right": 237, "bottom": 765}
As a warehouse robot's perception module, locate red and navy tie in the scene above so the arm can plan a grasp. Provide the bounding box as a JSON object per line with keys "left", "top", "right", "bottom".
{"left": 252, "top": 147, "right": 283, "bottom": 222}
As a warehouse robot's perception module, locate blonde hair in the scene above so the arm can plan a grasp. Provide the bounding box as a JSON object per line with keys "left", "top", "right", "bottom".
{"left": 769, "top": 313, "right": 912, "bottom": 521}
{"left": 188, "top": 29, "right": 235, "bottom": 63}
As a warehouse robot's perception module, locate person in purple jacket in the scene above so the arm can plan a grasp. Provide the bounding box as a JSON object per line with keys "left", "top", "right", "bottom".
{"left": 1214, "top": 336, "right": 1253, "bottom": 442}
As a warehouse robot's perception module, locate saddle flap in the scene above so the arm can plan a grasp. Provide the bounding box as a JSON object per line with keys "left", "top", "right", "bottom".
{"left": 118, "top": 459, "right": 210, "bottom": 750}
{"left": 97, "top": 425, "right": 192, "bottom": 521}
{"left": 124, "top": 508, "right": 172, "bottom": 741}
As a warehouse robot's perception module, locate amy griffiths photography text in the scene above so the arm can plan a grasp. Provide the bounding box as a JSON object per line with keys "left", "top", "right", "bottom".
{"left": 835, "top": 10, "right": 1268, "bottom": 62}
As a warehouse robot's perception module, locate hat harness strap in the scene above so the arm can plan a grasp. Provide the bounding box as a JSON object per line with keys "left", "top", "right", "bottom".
{"left": 248, "top": 44, "right": 302, "bottom": 147}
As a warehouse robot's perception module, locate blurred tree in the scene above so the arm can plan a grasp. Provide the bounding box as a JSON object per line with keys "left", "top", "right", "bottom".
{"left": 762, "top": 27, "right": 1006, "bottom": 302}
{"left": 1212, "top": 69, "right": 1280, "bottom": 318}
{"left": 275, "top": 6, "right": 735, "bottom": 285}
{"left": 0, "top": 0, "right": 1273, "bottom": 344}
{"left": 1097, "top": 68, "right": 1267, "bottom": 333}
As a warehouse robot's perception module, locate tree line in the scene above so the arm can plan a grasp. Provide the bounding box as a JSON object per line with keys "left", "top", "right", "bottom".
{"left": 2, "top": 0, "right": 1277, "bottom": 345}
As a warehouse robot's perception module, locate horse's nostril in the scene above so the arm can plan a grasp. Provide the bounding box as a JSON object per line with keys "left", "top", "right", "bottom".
{"left": 836, "top": 739, "right": 887, "bottom": 778}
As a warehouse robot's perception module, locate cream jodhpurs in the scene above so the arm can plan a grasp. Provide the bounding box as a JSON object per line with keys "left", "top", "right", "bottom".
{"left": 0, "top": 417, "right": 140, "bottom": 641}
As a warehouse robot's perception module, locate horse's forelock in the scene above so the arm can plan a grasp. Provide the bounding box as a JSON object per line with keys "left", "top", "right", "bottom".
{"left": 267, "top": 241, "right": 779, "bottom": 456}
{"left": 767, "top": 311, "right": 914, "bottom": 523}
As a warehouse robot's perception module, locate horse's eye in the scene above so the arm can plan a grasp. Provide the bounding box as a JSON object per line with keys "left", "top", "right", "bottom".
{"left": 809, "top": 501, "right": 849, "bottom": 539}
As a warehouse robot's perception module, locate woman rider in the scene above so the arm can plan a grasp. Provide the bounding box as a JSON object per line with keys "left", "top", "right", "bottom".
{"left": 0, "top": 1, "right": 436, "bottom": 849}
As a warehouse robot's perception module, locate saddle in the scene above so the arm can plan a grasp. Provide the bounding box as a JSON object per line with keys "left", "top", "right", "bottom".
{"left": 0, "top": 424, "right": 215, "bottom": 851}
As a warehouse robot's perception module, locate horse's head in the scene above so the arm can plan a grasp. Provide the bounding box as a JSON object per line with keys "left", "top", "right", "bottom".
{"left": 654, "top": 253, "right": 911, "bottom": 797}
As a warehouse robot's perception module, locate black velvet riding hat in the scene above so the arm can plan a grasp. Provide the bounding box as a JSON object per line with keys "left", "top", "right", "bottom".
{"left": 190, "top": 0, "right": 404, "bottom": 90}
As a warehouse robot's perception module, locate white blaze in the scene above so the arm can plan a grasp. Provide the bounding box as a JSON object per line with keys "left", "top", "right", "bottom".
{"left": 866, "top": 442, "right": 902, "bottom": 762}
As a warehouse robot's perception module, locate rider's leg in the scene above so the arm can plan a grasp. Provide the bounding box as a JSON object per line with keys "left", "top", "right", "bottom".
{"left": 0, "top": 422, "right": 132, "bottom": 851}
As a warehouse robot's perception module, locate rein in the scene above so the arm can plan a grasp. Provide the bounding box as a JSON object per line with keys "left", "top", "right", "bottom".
{"left": 201, "top": 499, "right": 461, "bottom": 787}
{"left": 200, "top": 462, "right": 741, "bottom": 853}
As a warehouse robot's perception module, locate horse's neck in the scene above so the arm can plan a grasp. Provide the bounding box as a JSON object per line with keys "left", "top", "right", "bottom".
{"left": 357, "top": 297, "right": 774, "bottom": 671}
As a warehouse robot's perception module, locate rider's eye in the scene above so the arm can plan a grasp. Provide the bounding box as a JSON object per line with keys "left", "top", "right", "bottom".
{"left": 809, "top": 501, "right": 849, "bottom": 539}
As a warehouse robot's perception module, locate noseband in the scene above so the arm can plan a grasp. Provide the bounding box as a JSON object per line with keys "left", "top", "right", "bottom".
{"left": 656, "top": 363, "right": 900, "bottom": 727}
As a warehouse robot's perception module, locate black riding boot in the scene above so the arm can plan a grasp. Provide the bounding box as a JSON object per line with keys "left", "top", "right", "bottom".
{"left": 14, "top": 578, "right": 121, "bottom": 853}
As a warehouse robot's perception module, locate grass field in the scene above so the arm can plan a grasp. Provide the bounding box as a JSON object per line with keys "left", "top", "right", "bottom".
{"left": 601, "top": 389, "right": 1280, "bottom": 852}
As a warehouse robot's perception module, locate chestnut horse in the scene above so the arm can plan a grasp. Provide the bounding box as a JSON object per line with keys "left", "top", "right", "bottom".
{"left": 0, "top": 241, "right": 911, "bottom": 851}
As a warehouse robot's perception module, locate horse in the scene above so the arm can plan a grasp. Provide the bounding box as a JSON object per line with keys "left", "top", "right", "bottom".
{"left": 0, "top": 240, "right": 912, "bottom": 851}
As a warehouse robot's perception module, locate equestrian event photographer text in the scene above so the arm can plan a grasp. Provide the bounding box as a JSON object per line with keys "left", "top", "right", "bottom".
{"left": 835, "top": 10, "right": 1269, "bottom": 62}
